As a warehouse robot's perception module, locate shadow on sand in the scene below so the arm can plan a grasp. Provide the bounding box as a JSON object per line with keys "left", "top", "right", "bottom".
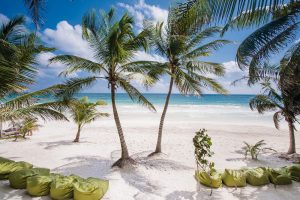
{"left": 52, "top": 155, "right": 112, "bottom": 179}
{"left": 38, "top": 140, "right": 93, "bottom": 150}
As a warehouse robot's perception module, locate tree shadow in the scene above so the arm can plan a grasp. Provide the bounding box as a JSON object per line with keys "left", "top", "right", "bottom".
{"left": 118, "top": 151, "right": 193, "bottom": 198}
{"left": 52, "top": 155, "right": 112, "bottom": 179}
{"left": 165, "top": 183, "right": 223, "bottom": 200}
{"left": 38, "top": 140, "right": 93, "bottom": 150}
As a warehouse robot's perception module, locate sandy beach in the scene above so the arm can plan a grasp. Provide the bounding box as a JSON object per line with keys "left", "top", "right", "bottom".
{"left": 0, "top": 104, "right": 299, "bottom": 200}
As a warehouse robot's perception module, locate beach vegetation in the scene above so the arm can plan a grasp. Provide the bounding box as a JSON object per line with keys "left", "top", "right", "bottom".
{"left": 69, "top": 97, "right": 109, "bottom": 142}
{"left": 243, "top": 140, "right": 276, "bottom": 160}
{"left": 0, "top": 15, "right": 69, "bottom": 138}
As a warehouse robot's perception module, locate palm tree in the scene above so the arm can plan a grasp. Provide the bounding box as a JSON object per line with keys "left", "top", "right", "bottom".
{"left": 0, "top": 16, "right": 68, "bottom": 131}
{"left": 18, "top": 117, "right": 40, "bottom": 138}
{"left": 250, "top": 79, "right": 298, "bottom": 154}
{"left": 50, "top": 9, "right": 158, "bottom": 167}
{"left": 145, "top": 8, "right": 229, "bottom": 156}
{"left": 69, "top": 97, "right": 108, "bottom": 142}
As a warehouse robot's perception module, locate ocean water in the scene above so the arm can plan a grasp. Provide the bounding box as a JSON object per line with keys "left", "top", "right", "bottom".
{"left": 67, "top": 93, "right": 255, "bottom": 107}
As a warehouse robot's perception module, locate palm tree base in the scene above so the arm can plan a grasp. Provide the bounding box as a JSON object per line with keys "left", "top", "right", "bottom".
{"left": 73, "top": 139, "right": 79, "bottom": 143}
{"left": 112, "top": 157, "right": 135, "bottom": 168}
{"left": 147, "top": 151, "right": 162, "bottom": 157}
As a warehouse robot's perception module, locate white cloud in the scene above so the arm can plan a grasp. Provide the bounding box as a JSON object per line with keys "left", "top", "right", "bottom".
{"left": 41, "top": 21, "right": 93, "bottom": 60}
{"left": 118, "top": 0, "right": 168, "bottom": 30}
{"left": 133, "top": 50, "right": 166, "bottom": 62}
{"left": 0, "top": 13, "right": 9, "bottom": 24}
{"left": 223, "top": 61, "right": 241, "bottom": 73}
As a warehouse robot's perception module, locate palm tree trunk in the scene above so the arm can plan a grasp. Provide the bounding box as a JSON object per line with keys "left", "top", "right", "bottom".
{"left": 111, "top": 84, "right": 133, "bottom": 167}
{"left": 73, "top": 124, "right": 81, "bottom": 142}
{"left": 150, "top": 77, "right": 174, "bottom": 155}
{"left": 0, "top": 119, "right": 2, "bottom": 138}
{"left": 287, "top": 118, "right": 296, "bottom": 154}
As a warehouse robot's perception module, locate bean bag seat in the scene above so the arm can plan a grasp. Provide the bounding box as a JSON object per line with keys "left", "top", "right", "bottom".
{"left": 73, "top": 178, "right": 109, "bottom": 200}
{"left": 195, "top": 170, "right": 222, "bottom": 188}
{"left": 0, "top": 157, "right": 13, "bottom": 162}
{"left": 267, "top": 168, "right": 292, "bottom": 185}
{"left": 31, "top": 168, "right": 50, "bottom": 176}
{"left": 9, "top": 169, "right": 37, "bottom": 189}
{"left": 222, "top": 169, "right": 247, "bottom": 187}
{"left": 50, "top": 176, "right": 77, "bottom": 200}
{"left": 285, "top": 164, "right": 300, "bottom": 182}
{"left": 0, "top": 161, "right": 33, "bottom": 180}
{"left": 9, "top": 167, "right": 50, "bottom": 189}
{"left": 246, "top": 167, "right": 270, "bottom": 186}
{"left": 26, "top": 175, "right": 52, "bottom": 196}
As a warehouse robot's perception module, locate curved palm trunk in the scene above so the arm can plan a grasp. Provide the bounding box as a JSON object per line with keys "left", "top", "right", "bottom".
{"left": 73, "top": 124, "right": 81, "bottom": 142}
{"left": 287, "top": 118, "right": 296, "bottom": 154}
{"left": 110, "top": 84, "right": 133, "bottom": 167}
{"left": 150, "top": 77, "right": 174, "bottom": 155}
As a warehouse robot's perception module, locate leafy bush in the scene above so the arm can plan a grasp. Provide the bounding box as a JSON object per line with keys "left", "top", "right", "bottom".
{"left": 193, "top": 129, "right": 214, "bottom": 171}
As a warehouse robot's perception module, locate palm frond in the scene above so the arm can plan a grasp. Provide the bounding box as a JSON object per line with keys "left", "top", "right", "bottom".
{"left": 23, "top": 0, "right": 46, "bottom": 28}
{"left": 118, "top": 79, "right": 156, "bottom": 112}
{"left": 58, "top": 77, "right": 98, "bottom": 99}
{"left": 237, "top": 13, "right": 299, "bottom": 70}
{"left": 249, "top": 94, "right": 277, "bottom": 113}
{"left": 50, "top": 55, "right": 107, "bottom": 76}
{"left": 185, "top": 40, "right": 232, "bottom": 59}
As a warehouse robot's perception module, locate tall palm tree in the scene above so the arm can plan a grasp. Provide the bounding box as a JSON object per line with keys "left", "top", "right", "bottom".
{"left": 70, "top": 97, "right": 108, "bottom": 142}
{"left": 50, "top": 9, "right": 158, "bottom": 167}
{"left": 146, "top": 8, "right": 229, "bottom": 156}
{"left": 250, "top": 80, "right": 298, "bottom": 154}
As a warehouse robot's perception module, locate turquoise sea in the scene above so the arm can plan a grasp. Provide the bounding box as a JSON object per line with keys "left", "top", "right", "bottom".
{"left": 49, "top": 93, "right": 255, "bottom": 107}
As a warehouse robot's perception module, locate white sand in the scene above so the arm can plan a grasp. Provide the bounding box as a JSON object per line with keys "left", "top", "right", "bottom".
{"left": 0, "top": 104, "right": 299, "bottom": 200}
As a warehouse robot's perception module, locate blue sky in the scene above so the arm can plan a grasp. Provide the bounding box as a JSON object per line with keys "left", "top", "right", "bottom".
{"left": 1, "top": 0, "right": 265, "bottom": 94}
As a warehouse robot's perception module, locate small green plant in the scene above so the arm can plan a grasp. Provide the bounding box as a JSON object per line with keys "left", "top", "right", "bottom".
{"left": 70, "top": 97, "right": 109, "bottom": 142}
{"left": 193, "top": 129, "right": 215, "bottom": 171}
{"left": 243, "top": 140, "right": 276, "bottom": 160}
{"left": 193, "top": 129, "right": 217, "bottom": 195}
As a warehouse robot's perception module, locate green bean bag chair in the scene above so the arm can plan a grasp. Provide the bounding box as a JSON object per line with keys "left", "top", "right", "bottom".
{"left": 195, "top": 170, "right": 222, "bottom": 188}
{"left": 26, "top": 175, "right": 52, "bottom": 196}
{"left": 50, "top": 176, "right": 77, "bottom": 200}
{"left": 9, "top": 167, "right": 50, "bottom": 189}
{"left": 222, "top": 169, "right": 247, "bottom": 187}
{"left": 285, "top": 164, "right": 300, "bottom": 182}
{"left": 0, "top": 157, "right": 13, "bottom": 162}
{"left": 0, "top": 161, "right": 33, "bottom": 180}
{"left": 267, "top": 168, "right": 292, "bottom": 185}
{"left": 73, "top": 178, "right": 109, "bottom": 200}
{"left": 246, "top": 167, "right": 270, "bottom": 186}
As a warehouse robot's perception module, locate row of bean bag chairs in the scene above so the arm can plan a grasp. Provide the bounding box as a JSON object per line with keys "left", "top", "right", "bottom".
{"left": 0, "top": 157, "right": 109, "bottom": 199}
{"left": 195, "top": 164, "right": 300, "bottom": 188}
